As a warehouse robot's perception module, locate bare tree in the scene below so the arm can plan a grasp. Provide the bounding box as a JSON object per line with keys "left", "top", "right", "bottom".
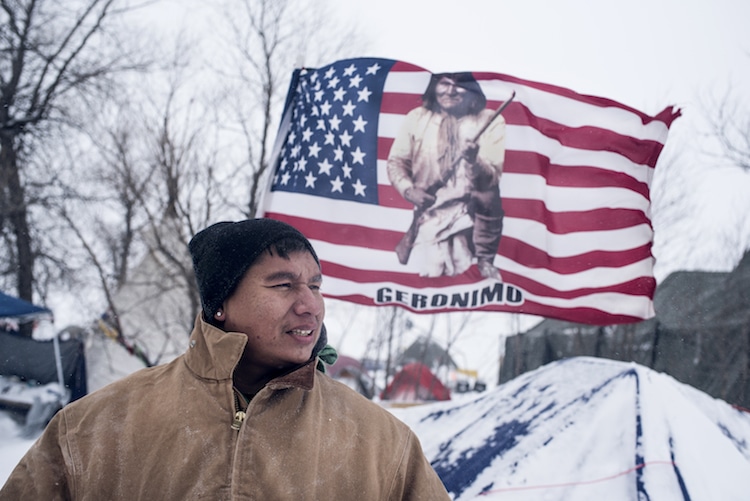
{"left": 212, "top": 0, "right": 365, "bottom": 217}
{"left": 0, "top": 0, "right": 147, "bottom": 307}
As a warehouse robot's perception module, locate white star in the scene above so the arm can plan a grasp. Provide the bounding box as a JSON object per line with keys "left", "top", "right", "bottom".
{"left": 308, "top": 142, "right": 321, "bottom": 158}
{"left": 279, "top": 157, "right": 288, "bottom": 171}
{"left": 330, "top": 176, "right": 344, "bottom": 193}
{"left": 349, "top": 74, "right": 363, "bottom": 88}
{"left": 327, "top": 76, "right": 340, "bottom": 88}
{"left": 343, "top": 64, "right": 357, "bottom": 76}
{"left": 299, "top": 114, "right": 308, "bottom": 127}
{"left": 288, "top": 130, "right": 297, "bottom": 143}
{"left": 305, "top": 172, "right": 317, "bottom": 187}
{"left": 329, "top": 115, "right": 341, "bottom": 131}
{"left": 341, "top": 163, "right": 353, "bottom": 178}
{"left": 357, "top": 87, "right": 372, "bottom": 102}
{"left": 310, "top": 71, "right": 319, "bottom": 82}
{"left": 302, "top": 128, "right": 313, "bottom": 141}
{"left": 320, "top": 101, "right": 332, "bottom": 115}
{"left": 339, "top": 130, "right": 353, "bottom": 147}
{"left": 296, "top": 157, "right": 308, "bottom": 172}
{"left": 342, "top": 100, "right": 356, "bottom": 116}
{"left": 281, "top": 172, "right": 291, "bottom": 185}
{"left": 351, "top": 146, "right": 366, "bottom": 165}
{"left": 333, "top": 88, "right": 346, "bottom": 101}
{"left": 324, "top": 67, "right": 335, "bottom": 79}
{"left": 318, "top": 158, "right": 333, "bottom": 176}
{"left": 316, "top": 119, "right": 326, "bottom": 130}
{"left": 333, "top": 146, "right": 344, "bottom": 161}
{"left": 314, "top": 90, "right": 324, "bottom": 101}
{"left": 290, "top": 144, "right": 301, "bottom": 158}
{"left": 324, "top": 131, "right": 335, "bottom": 145}
{"left": 352, "top": 115, "right": 367, "bottom": 132}
{"left": 366, "top": 63, "right": 381, "bottom": 75}
{"left": 352, "top": 178, "right": 367, "bottom": 196}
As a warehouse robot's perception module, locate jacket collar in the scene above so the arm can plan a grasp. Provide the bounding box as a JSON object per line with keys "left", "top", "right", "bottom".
{"left": 184, "top": 313, "right": 316, "bottom": 391}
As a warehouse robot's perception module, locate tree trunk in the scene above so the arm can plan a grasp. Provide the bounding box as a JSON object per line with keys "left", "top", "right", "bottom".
{"left": 0, "top": 134, "right": 34, "bottom": 302}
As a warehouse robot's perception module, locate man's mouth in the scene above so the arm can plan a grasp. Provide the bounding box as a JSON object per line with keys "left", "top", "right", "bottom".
{"left": 289, "top": 329, "right": 314, "bottom": 337}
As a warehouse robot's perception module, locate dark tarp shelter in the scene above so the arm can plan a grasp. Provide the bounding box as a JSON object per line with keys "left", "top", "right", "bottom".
{"left": 0, "top": 291, "right": 87, "bottom": 403}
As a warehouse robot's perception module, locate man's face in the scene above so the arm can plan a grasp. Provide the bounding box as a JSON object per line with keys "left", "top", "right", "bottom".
{"left": 435, "top": 76, "right": 469, "bottom": 115}
{"left": 221, "top": 249, "right": 325, "bottom": 374}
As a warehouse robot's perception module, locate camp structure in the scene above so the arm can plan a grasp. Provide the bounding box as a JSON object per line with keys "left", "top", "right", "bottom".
{"left": 381, "top": 362, "right": 451, "bottom": 403}
{"left": 327, "top": 354, "right": 377, "bottom": 399}
{"left": 0, "top": 291, "right": 86, "bottom": 435}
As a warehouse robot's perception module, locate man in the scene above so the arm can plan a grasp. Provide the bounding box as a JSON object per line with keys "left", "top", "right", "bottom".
{"left": 387, "top": 72, "right": 506, "bottom": 280}
{"left": 0, "top": 218, "right": 451, "bottom": 500}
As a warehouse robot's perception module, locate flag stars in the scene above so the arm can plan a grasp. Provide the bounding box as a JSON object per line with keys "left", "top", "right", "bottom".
{"left": 357, "top": 87, "right": 372, "bottom": 102}
{"left": 352, "top": 178, "right": 367, "bottom": 196}
{"left": 320, "top": 101, "right": 332, "bottom": 115}
{"left": 280, "top": 172, "right": 291, "bottom": 185}
{"left": 308, "top": 142, "right": 321, "bottom": 158}
{"left": 316, "top": 119, "right": 326, "bottom": 130}
{"left": 342, "top": 100, "right": 356, "bottom": 116}
{"left": 318, "top": 158, "right": 333, "bottom": 176}
{"left": 330, "top": 176, "right": 344, "bottom": 193}
{"left": 327, "top": 76, "right": 340, "bottom": 88}
{"left": 333, "top": 146, "right": 344, "bottom": 161}
{"left": 351, "top": 146, "right": 366, "bottom": 165}
{"left": 324, "top": 67, "right": 335, "bottom": 79}
{"left": 366, "top": 63, "right": 381, "bottom": 75}
{"left": 341, "top": 163, "right": 353, "bottom": 178}
{"left": 339, "top": 130, "right": 353, "bottom": 147}
{"left": 343, "top": 64, "right": 357, "bottom": 76}
{"left": 304, "top": 172, "right": 317, "bottom": 188}
{"left": 302, "top": 128, "right": 313, "bottom": 141}
{"left": 333, "top": 88, "right": 346, "bottom": 101}
{"left": 329, "top": 115, "right": 341, "bottom": 131}
{"left": 352, "top": 115, "right": 367, "bottom": 132}
{"left": 324, "top": 131, "right": 335, "bottom": 145}
{"left": 296, "top": 157, "right": 308, "bottom": 172}
{"left": 349, "top": 74, "right": 363, "bottom": 88}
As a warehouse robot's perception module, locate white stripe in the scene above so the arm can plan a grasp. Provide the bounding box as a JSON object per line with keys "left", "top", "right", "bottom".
{"left": 265, "top": 191, "right": 653, "bottom": 256}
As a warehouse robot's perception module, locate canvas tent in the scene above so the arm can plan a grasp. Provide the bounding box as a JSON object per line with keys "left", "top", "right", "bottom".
{"left": 0, "top": 291, "right": 86, "bottom": 432}
{"left": 381, "top": 362, "right": 451, "bottom": 402}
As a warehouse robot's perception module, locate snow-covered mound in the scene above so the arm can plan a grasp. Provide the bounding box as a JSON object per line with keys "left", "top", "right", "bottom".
{"left": 390, "top": 356, "right": 750, "bottom": 501}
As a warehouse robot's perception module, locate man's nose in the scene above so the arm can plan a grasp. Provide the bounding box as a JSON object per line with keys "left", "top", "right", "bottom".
{"left": 294, "top": 286, "right": 323, "bottom": 315}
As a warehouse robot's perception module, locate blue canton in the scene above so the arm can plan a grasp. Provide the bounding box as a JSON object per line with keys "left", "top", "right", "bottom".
{"left": 271, "top": 58, "right": 395, "bottom": 205}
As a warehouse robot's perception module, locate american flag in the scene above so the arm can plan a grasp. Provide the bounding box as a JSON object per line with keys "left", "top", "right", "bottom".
{"left": 261, "top": 57, "right": 680, "bottom": 325}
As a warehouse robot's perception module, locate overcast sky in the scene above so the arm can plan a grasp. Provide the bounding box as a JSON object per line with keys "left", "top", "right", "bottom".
{"left": 327, "top": 0, "right": 750, "bottom": 276}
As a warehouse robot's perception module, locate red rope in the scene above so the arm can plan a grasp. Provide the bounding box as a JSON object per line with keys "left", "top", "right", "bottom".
{"left": 479, "top": 460, "right": 677, "bottom": 495}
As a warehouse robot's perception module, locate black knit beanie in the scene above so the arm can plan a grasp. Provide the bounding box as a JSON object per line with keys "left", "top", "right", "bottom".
{"left": 188, "top": 218, "right": 319, "bottom": 320}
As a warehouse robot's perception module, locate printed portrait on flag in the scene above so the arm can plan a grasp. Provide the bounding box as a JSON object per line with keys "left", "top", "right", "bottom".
{"left": 387, "top": 72, "right": 506, "bottom": 281}
{"left": 261, "top": 57, "right": 680, "bottom": 325}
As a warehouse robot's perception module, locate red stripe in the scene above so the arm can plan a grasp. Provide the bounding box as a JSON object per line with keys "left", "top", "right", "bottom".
{"left": 267, "top": 212, "right": 654, "bottom": 275}
{"left": 377, "top": 147, "right": 650, "bottom": 200}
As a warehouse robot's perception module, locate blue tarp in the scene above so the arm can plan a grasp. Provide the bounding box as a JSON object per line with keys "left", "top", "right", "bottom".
{"left": 0, "top": 291, "right": 52, "bottom": 321}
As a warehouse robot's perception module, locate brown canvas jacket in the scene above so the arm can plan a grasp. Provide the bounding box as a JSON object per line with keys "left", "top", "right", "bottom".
{"left": 0, "top": 315, "right": 451, "bottom": 500}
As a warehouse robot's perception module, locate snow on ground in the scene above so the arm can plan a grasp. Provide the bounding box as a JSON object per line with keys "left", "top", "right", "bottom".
{"left": 389, "top": 356, "right": 750, "bottom": 500}
{"left": 3, "top": 356, "right": 750, "bottom": 499}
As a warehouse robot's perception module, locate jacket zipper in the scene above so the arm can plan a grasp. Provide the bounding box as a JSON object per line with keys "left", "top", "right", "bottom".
{"left": 232, "top": 389, "right": 248, "bottom": 431}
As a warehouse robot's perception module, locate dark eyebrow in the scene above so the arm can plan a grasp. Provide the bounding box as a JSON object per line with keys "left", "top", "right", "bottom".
{"left": 264, "top": 271, "right": 323, "bottom": 283}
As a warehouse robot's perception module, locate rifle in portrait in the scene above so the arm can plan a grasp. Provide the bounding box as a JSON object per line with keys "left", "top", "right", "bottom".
{"left": 394, "top": 90, "right": 516, "bottom": 265}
